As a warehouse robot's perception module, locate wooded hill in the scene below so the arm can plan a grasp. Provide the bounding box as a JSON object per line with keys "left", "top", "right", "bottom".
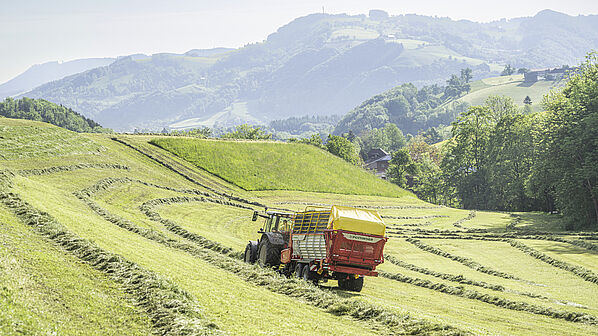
{"left": 0, "top": 97, "right": 110, "bottom": 133}
{"left": 19, "top": 10, "right": 598, "bottom": 131}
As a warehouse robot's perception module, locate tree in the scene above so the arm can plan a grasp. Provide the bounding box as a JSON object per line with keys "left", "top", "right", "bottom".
{"left": 358, "top": 123, "right": 405, "bottom": 158}
{"left": 441, "top": 106, "right": 492, "bottom": 208}
{"left": 421, "top": 127, "right": 442, "bottom": 144}
{"left": 484, "top": 95, "right": 518, "bottom": 123}
{"left": 501, "top": 64, "right": 515, "bottom": 76}
{"left": 460, "top": 68, "right": 473, "bottom": 83}
{"left": 523, "top": 96, "right": 532, "bottom": 105}
{"left": 221, "top": 124, "right": 272, "bottom": 140}
{"left": 289, "top": 133, "right": 323, "bottom": 148}
{"left": 485, "top": 113, "right": 536, "bottom": 211}
{"left": 541, "top": 52, "right": 598, "bottom": 228}
{"left": 387, "top": 148, "right": 419, "bottom": 188}
{"left": 326, "top": 135, "right": 361, "bottom": 165}
{"left": 518, "top": 68, "right": 530, "bottom": 74}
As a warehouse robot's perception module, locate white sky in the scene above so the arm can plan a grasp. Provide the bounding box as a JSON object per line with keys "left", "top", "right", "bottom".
{"left": 1, "top": 0, "right": 598, "bottom": 83}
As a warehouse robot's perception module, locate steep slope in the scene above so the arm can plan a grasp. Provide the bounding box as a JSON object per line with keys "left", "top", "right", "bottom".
{"left": 150, "top": 137, "right": 410, "bottom": 197}
{"left": 0, "top": 58, "right": 115, "bottom": 99}
{"left": 2, "top": 118, "right": 598, "bottom": 335}
{"left": 21, "top": 10, "right": 598, "bottom": 132}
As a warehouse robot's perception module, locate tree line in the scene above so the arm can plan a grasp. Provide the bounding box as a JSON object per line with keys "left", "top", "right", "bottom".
{"left": 389, "top": 54, "right": 598, "bottom": 229}
{"left": 0, "top": 97, "right": 111, "bottom": 133}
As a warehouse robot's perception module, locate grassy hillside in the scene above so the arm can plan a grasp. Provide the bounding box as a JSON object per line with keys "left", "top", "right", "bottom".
{"left": 150, "top": 137, "right": 410, "bottom": 197}
{"left": 1, "top": 118, "right": 597, "bottom": 335}
{"left": 457, "top": 74, "right": 562, "bottom": 111}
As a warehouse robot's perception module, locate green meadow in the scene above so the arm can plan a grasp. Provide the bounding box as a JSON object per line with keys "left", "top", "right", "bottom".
{"left": 1, "top": 119, "right": 597, "bottom": 335}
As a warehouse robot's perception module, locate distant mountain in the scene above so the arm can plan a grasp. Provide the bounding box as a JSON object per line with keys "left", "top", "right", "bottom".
{"left": 0, "top": 58, "right": 115, "bottom": 99}
{"left": 21, "top": 10, "right": 598, "bottom": 131}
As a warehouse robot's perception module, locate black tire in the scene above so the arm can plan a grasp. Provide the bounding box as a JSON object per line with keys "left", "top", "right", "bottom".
{"left": 301, "top": 263, "right": 311, "bottom": 281}
{"left": 294, "top": 263, "right": 304, "bottom": 278}
{"left": 257, "top": 239, "right": 280, "bottom": 267}
{"left": 347, "top": 276, "right": 364, "bottom": 292}
{"left": 338, "top": 277, "right": 348, "bottom": 290}
{"left": 244, "top": 241, "right": 257, "bottom": 264}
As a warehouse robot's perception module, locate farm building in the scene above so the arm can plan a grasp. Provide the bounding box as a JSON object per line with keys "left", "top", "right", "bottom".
{"left": 365, "top": 148, "right": 391, "bottom": 179}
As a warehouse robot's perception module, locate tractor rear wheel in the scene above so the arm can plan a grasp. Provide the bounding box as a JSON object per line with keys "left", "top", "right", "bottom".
{"left": 257, "top": 239, "right": 280, "bottom": 267}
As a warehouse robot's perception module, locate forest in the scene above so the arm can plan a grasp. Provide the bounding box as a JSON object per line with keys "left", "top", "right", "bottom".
{"left": 0, "top": 97, "right": 110, "bottom": 133}
{"left": 382, "top": 54, "right": 598, "bottom": 229}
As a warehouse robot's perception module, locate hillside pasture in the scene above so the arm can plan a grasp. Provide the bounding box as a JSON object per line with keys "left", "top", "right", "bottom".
{"left": 1, "top": 119, "right": 597, "bottom": 335}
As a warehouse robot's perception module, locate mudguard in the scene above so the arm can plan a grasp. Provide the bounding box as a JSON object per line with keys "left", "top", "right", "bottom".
{"left": 262, "top": 232, "right": 285, "bottom": 246}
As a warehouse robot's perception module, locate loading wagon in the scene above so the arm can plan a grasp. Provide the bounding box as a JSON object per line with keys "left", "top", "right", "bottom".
{"left": 244, "top": 206, "right": 388, "bottom": 292}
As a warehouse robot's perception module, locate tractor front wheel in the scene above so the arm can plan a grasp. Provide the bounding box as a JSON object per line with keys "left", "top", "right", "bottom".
{"left": 244, "top": 241, "right": 258, "bottom": 264}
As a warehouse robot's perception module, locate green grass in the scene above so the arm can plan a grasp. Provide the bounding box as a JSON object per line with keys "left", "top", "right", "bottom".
{"left": 457, "top": 74, "right": 563, "bottom": 112}
{"left": 0, "top": 204, "right": 152, "bottom": 335}
{"left": 151, "top": 137, "right": 411, "bottom": 197}
{"left": 2, "top": 118, "right": 598, "bottom": 335}
{"left": 0, "top": 119, "right": 104, "bottom": 160}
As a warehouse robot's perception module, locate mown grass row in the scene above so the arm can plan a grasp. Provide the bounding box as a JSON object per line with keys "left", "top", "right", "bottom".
{"left": 406, "top": 238, "right": 522, "bottom": 281}
{"left": 506, "top": 240, "right": 598, "bottom": 285}
{"left": 75, "top": 178, "right": 467, "bottom": 335}
{"left": 274, "top": 201, "right": 442, "bottom": 209}
{"left": 379, "top": 270, "right": 598, "bottom": 326}
{"left": 77, "top": 177, "right": 215, "bottom": 199}
{"left": 17, "top": 163, "right": 130, "bottom": 176}
{"left": 384, "top": 254, "right": 551, "bottom": 300}
{"left": 0, "top": 190, "right": 222, "bottom": 336}
{"left": 111, "top": 137, "right": 265, "bottom": 208}
{"left": 452, "top": 211, "right": 476, "bottom": 229}
{"left": 382, "top": 215, "right": 448, "bottom": 220}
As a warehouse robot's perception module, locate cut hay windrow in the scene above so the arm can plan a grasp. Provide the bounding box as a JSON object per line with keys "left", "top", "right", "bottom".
{"left": 406, "top": 238, "right": 523, "bottom": 281}
{"left": 74, "top": 184, "right": 467, "bottom": 335}
{"left": 74, "top": 191, "right": 240, "bottom": 258}
{"left": 382, "top": 215, "right": 449, "bottom": 220}
{"left": 452, "top": 211, "right": 476, "bottom": 229}
{"left": 507, "top": 240, "right": 598, "bottom": 285}
{"left": 379, "top": 270, "right": 598, "bottom": 326}
{"left": 0, "top": 191, "right": 223, "bottom": 336}
{"left": 273, "top": 201, "right": 443, "bottom": 209}
{"left": 17, "top": 163, "right": 130, "bottom": 176}
{"left": 77, "top": 176, "right": 216, "bottom": 199}
{"left": 111, "top": 137, "right": 265, "bottom": 208}
{"left": 384, "top": 254, "right": 550, "bottom": 300}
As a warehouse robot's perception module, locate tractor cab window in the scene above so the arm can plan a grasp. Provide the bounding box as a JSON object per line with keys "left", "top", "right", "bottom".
{"left": 272, "top": 216, "right": 281, "bottom": 231}
{"left": 263, "top": 217, "right": 272, "bottom": 232}
{"left": 279, "top": 219, "right": 291, "bottom": 232}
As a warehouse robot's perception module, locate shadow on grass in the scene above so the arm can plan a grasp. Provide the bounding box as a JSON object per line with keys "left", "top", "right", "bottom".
{"left": 511, "top": 212, "right": 565, "bottom": 232}
{"left": 538, "top": 243, "right": 598, "bottom": 256}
